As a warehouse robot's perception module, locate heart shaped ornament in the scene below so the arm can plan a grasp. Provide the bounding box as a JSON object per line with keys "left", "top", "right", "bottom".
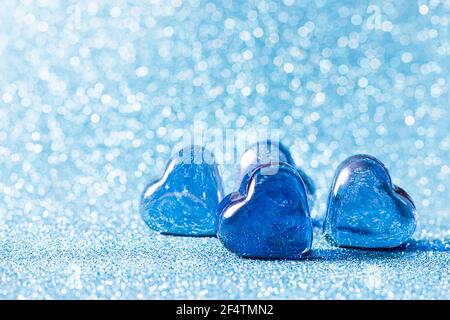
{"left": 323, "top": 154, "right": 417, "bottom": 249}
{"left": 238, "top": 140, "right": 316, "bottom": 208}
{"left": 140, "top": 145, "right": 224, "bottom": 236}
{"left": 217, "top": 162, "right": 313, "bottom": 259}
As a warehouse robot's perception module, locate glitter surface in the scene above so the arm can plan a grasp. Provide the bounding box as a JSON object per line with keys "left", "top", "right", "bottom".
{"left": 0, "top": 0, "right": 449, "bottom": 299}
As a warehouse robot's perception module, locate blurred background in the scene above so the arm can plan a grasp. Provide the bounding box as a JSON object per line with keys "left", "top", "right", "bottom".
{"left": 0, "top": 0, "right": 449, "bottom": 299}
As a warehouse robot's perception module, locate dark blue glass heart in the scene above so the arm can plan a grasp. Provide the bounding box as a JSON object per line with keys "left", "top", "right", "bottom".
{"left": 238, "top": 140, "right": 316, "bottom": 208}
{"left": 140, "top": 145, "right": 224, "bottom": 236}
{"left": 323, "top": 154, "right": 417, "bottom": 249}
{"left": 217, "top": 162, "right": 313, "bottom": 259}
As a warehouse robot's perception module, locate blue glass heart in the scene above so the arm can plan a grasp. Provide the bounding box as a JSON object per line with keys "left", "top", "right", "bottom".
{"left": 323, "top": 154, "right": 417, "bottom": 249}
{"left": 140, "top": 145, "right": 224, "bottom": 236}
{"left": 238, "top": 140, "right": 316, "bottom": 208}
{"left": 217, "top": 162, "right": 313, "bottom": 259}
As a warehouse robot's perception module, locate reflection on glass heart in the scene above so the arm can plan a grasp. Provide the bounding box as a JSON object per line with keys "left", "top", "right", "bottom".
{"left": 140, "top": 145, "right": 224, "bottom": 236}
{"left": 238, "top": 140, "right": 316, "bottom": 208}
{"left": 217, "top": 162, "right": 313, "bottom": 259}
{"left": 323, "top": 154, "right": 417, "bottom": 249}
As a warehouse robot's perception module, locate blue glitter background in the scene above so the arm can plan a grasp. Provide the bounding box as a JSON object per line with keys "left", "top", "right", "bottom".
{"left": 0, "top": 0, "right": 449, "bottom": 299}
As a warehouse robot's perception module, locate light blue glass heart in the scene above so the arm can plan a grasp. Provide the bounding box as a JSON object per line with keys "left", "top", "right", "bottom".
{"left": 140, "top": 145, "right": 224, "bottom": 236}
{"left": 323, "top": 154, "right": 417, "bottom": 249}
{"left": 238, "top": 140, "right": 316, "bottom": 209}
{"left": 217, "top": 162, "right": 313, "bottom": 259}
